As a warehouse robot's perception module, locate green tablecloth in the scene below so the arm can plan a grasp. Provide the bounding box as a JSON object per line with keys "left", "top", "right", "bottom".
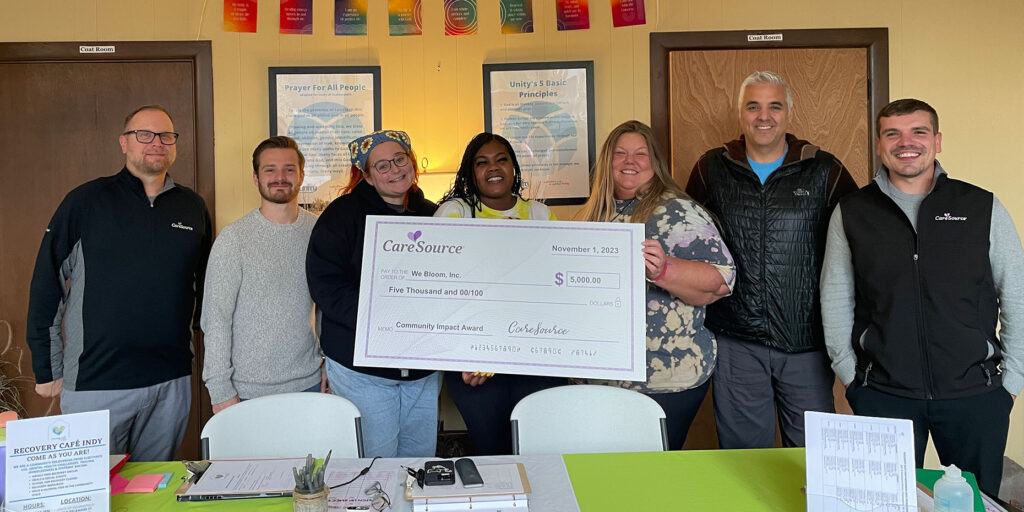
{"left": 565, "top": 448, "right": 807, "bottom": 511}
{"left": 564, "top": 449, "right": 987, "bottom": 512}
{"left": 113, "top": 450, "right": 989, "bottom": 511}
{"left": 112, "top": 462, "right": 291, "bottom": 512}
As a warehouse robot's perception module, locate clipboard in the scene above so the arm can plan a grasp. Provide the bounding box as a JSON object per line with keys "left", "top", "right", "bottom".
{"left": 175, "top": 458, "right": 304, "bottom": 502}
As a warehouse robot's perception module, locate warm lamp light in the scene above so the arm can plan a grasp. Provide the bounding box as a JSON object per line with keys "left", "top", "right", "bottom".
{"left": 418, "top": 171, "right": 456, "bottom": 203}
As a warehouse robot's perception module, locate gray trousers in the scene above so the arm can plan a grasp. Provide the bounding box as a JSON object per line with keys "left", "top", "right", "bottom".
{"left": 61, "top": 375, "right": 190, "bottom": 461}
{"left": 712, "top": 333, "right": 835, "bottom": 448}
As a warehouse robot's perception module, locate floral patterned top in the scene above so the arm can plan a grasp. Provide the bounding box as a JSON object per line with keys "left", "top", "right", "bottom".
{"left": 592, "top": 192, "right": 735, "bottom": 393}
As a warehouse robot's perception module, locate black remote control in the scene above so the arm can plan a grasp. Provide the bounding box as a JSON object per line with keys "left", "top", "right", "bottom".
{"left": 455, "top": 458, "right": 484, "bottom": 488}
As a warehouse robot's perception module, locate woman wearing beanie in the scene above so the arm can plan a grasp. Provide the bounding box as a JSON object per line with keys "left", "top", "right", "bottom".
{"left": 306, "top": 130, "right": 440, "bottom": 457}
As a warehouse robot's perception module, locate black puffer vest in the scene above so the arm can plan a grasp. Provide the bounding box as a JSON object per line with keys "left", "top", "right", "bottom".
{"left": 842, "top": 175, "right": 999, "bottom": 399}
{"left": 689, "top": 135, "right": 854, "bottom": 353}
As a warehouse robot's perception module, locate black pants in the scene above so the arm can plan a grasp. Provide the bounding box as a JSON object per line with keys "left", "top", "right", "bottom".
{"left": 647, "top": 380, "right": 711, "bottom": 450}
{"left": 446, "top": 372, "right": 565, "bottom": 455}
{"left": 845, "top": 384, "right": 1013, "bottom": 496}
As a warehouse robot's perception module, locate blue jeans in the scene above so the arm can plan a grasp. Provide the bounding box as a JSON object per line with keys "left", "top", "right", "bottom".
{"left": 325, "top": 358, "right": 441, "bottom": 458}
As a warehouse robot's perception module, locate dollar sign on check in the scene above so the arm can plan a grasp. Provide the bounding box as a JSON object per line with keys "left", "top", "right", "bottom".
{"left": 554, "top": 272, "right": 564, "bottom": 286}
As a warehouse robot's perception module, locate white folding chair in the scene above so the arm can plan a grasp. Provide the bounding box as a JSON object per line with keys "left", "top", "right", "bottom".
{"left": 510, "top": 385, "right": 668, "bottom": 455}
{"left": 200, "top": 392, "right": 363, "bottom": 459}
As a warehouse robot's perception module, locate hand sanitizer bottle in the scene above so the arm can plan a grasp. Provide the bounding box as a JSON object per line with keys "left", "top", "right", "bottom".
{"left": 934, "top": 464, "right": 974, "bottom": 512}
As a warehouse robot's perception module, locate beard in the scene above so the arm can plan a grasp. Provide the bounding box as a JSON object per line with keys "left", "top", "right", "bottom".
{"left": 259, "top": 182, "right": 299, "bottom": 204}
{"left": 128, "top": 151, "right": 175, "bottom": 176}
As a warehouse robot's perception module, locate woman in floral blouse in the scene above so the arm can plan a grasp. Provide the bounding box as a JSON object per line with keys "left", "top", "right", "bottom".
{"left": 577, "top": 120, "right": 736, "bottom": 449}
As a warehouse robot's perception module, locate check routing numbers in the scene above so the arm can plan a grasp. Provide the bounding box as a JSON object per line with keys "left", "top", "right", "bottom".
{"left": 354, "top": 216, "right": 646, "bottom": 381}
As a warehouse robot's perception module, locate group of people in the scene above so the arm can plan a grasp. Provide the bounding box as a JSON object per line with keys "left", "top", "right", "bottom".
{"left": 24, "top": 71, "right": 1021, "bottom": 497}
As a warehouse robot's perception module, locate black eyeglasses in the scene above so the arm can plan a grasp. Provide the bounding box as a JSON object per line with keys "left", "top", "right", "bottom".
{"left": 123, "top": 129, "right": 179, "bottom": 145}
{"left": 370, "top": 153, "right": 410, "bottom": 174}
{"left": 364, "top": 481, "right": 391, "bottom": 511}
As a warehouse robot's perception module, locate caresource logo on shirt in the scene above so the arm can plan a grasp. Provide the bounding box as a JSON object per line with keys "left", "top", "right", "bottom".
{"left": 381, "top": 230, "right": 464, "bottom": 254}
{"left": 934, "top": 212, "right": 967, "bottom": 222}
{"left": 171, "top": 221, "right": 195, "bottom": 231}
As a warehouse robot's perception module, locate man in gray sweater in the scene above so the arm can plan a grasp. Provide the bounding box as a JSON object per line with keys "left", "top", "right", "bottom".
{"left": 821, "top": 99, "right": 1022, "bottom": 495}
{"left": 201, "top": 136, "right": 324, "bottom": 414}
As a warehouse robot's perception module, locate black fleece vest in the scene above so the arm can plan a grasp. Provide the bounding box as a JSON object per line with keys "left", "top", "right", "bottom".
{"left": 841, "top": 175, "right": 999, "bottom": 399}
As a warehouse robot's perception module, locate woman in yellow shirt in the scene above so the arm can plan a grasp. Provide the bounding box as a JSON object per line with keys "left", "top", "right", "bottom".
{"left": 435, "top": 132, "right": 564, "bottom": 454}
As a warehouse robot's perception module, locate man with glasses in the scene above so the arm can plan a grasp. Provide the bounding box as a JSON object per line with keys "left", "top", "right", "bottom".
{"left": 26, "top": 105, "right": 211, "bottom": 461}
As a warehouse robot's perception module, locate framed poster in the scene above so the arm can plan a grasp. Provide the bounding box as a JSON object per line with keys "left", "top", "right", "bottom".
{"left": 269, "top": 66, "right": 381, "bottom": 212}
{"left": 483, "top": 61, "right": 595, "bottom": 205}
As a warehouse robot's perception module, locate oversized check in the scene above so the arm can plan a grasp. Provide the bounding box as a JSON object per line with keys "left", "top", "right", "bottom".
{"left": 354, "top": 216, "right": 646, "bottom": 381}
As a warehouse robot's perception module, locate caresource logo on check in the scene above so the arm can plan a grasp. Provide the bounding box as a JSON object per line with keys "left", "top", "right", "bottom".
{"left": 380, "top": 229, "right": 465, "bottom": 254}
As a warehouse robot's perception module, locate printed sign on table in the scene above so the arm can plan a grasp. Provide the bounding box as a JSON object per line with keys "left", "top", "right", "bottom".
{"left": 5, "top": 410, "right": 109, "bottom": 512}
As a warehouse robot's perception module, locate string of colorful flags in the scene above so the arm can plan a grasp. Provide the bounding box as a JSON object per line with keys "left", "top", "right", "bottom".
{"left": 224, "top": 0, "right": 646, "bottom": 35}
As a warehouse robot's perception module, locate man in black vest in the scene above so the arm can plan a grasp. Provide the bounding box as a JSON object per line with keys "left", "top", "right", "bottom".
{"left": 821, "top": 99, "right": 1023, "bottom": 495}
{"left": 687, "top": 71, "right": 858, "bottom": 449}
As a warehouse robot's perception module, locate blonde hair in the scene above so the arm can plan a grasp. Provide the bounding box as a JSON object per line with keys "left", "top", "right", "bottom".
{"left": 576, "top": 120, "right": 686, "bottom": 225}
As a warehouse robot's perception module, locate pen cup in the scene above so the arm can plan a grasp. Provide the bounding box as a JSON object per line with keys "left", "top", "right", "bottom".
{"left": 293, "top": 486, "right": 328, "bottom": 512}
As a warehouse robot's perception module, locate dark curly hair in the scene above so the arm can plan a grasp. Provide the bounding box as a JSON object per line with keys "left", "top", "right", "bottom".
{"left": 440, "top": 132, "right": 524, "bottom": 212}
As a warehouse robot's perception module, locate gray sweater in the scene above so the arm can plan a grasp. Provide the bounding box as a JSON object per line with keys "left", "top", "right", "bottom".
{"left": 820, "top": 163, "right": 1024, "bottom": 396}
{"left": 201, "top": 208, "right": 321, "bottom": 403}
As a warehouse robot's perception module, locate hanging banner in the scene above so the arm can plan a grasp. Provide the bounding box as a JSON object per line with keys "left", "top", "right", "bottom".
{"left": 556, "top": 0, "right": 589, "bottom": 31}
{"left": 444, "top": 0, "right": 478, "bottom": 36}
{"left": 335, "top": 0, "right": 368, "bottom": 35}
{"left": 500, "top": 0, "right": 534, "bottom": 34}
{"left": 224, "top": 0, "right": 257, "bottom": 33}
{"left": 611, "top": 0, "right": 645, "bottom": 27}
{"left": 280, "top": 0, "right": 313, "bottom": 34}
{"left": 388, "top": 0, "right": 423, "bottom": 36}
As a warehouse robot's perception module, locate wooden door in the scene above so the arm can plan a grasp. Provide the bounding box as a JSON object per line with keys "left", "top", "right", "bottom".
{"left": 0, "top": 42, "right": 214, "bottom": 459}
{"left": 649, "top": 29, "right": 888, "bottom": 449}
{"left": 669, "top": 48, "right": 870, "bottom": 184}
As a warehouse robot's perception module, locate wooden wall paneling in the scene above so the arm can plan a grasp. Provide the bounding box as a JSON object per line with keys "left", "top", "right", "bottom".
{"left": 607, "top": 27, "right": 637, "bottom": 134}
{"left": 422, "top": 21, "right": 458, "bottom": 168}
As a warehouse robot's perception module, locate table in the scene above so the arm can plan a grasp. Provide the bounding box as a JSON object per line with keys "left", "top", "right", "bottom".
{"left": 112, "top": 449, "right": 1004, "bottom": 511}
{"left": 111, "top": 454, "right": 579, "bottom": 512}
{"left": 565, "top": 448, "right": 808, "bottom": 511}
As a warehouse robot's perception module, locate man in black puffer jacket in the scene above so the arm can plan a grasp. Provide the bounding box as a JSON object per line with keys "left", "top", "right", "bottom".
{"left": 686, "top": 71, "right": 858, "bottom": 449}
